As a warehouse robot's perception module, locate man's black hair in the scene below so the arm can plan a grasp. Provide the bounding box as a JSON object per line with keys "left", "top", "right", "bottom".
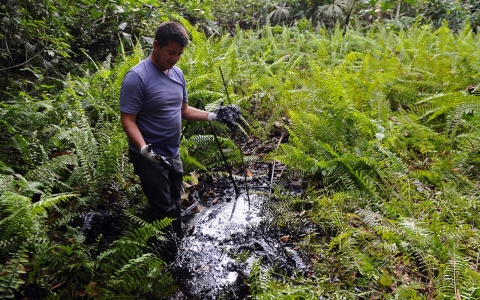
{"left": 155, "top": 21, "right": 189, "bottom": 48}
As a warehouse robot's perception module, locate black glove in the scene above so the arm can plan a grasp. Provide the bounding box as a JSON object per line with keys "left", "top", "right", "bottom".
{"left": 140, "top": 144, "right": 171, "bottom": 167}
{"left": 214, "top": 104, "right": 241, "bottom": 130}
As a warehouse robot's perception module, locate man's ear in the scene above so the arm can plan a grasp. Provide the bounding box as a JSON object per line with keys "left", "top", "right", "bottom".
{"left": 153, "top": 40, "right": 161, "bottom": 51}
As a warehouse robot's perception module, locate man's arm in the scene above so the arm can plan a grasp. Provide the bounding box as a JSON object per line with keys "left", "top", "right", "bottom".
{"left": 181, "top": 102, "right": 212, "bottom": 121}
{"left": 121, "top": 112, "right": 146, "bottom": 150}
{"left": 121, "top": 111, "right": 170, "bottom": 165}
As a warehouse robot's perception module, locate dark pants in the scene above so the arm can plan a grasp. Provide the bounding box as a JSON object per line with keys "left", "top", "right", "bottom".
{"left": 129, "top": 150, "right": 184, "bottom": 239}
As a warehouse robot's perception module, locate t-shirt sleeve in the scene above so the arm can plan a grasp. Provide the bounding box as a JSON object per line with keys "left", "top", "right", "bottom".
{"left": 183, "top": 77, "right": 188, "bottom": 103}
{"left": 120, "top": 71, "right": 144, "bottom": 114}
{"left": 173, "top": 66, "right": 188, "bottom": 103}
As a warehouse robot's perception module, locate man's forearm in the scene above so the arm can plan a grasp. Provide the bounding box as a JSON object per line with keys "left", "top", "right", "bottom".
{"left": 182, "top": 106, "right": 210, "bottom": 121}
{"left": 121, "top": 112, "right": 146, "bottom": 149}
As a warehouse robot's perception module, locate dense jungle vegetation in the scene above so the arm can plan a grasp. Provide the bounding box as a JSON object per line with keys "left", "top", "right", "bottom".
{"left": 1, "top": 0, "right": 480, "bottom": 299}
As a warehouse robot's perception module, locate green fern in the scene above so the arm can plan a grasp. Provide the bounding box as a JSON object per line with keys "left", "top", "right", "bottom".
{"left": 101, "top": 218, "right": 175, "bottom": 296}
{"left": 435, "top": 250, "right": 480, "bottom": 299}
{"left": 187, "top": 134, "right": 242, "bottom": 169}
{"left": 0, "top": 248, "right": 29, "bottom": 299}
{"left": 274, "top": 109, "right": 380, "bottom": 195}
{"left": 0, "top": 175, "right": 79, "bottom": 298}
{"left": 109, "top": 253, "right": 176, "bottom": 296}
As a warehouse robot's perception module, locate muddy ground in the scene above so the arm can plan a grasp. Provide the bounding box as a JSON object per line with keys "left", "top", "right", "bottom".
{"left": 164, "top": 136, "right": 310, "bottom": 299}
{"left": 78, "top": 132, "right": 311, "bottom": 299}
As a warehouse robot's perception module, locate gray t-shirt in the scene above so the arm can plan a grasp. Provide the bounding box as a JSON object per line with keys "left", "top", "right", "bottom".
{"left": 120, "top": 58, "right": 188, "bottom": 157}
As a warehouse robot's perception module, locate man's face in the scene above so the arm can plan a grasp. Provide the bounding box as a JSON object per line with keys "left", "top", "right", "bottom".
{"left": 151, "top": 40, "right": 184, "bottom": 72}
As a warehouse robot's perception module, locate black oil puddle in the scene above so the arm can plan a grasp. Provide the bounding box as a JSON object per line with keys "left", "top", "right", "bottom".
{"left": 76, "top": 182, "right": 131, "bottom": 246}
{"left": 168, "top": 183, "right": 309, "bottom": 300}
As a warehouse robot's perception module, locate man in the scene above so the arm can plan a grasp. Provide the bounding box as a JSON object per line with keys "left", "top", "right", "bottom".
{"left": 119, "top": 21, "right": 219, "bottom": 255}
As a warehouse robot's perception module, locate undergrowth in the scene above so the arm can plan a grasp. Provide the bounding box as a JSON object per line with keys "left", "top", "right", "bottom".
{"left": 1, "top": 19, "right": 480, "bottom": 299}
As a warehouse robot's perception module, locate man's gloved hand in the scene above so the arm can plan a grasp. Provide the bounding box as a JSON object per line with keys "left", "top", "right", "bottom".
{"left": 213, "top": 104, "right": 241, "bottom": 130}
{"left": 140, "top": 144, "right": 171, "bottom": 167}
{"left": 208, "top": 112, "right": 217, "bottom": 121}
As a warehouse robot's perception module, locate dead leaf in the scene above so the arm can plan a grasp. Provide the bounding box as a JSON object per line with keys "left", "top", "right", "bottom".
{"left": 87, "top": 282, "right": 98, "bottom": 296}
{"left": 50, "top": 150, "right": 74, "bottom": 158}
{"left": 50, "top": 281, "right": 66, "bottom": 291}
{"left": 182, "top": 181, "right": 193, "bottom": 189}
{"left": 455, "top": 289, "right": 461, "bottom": 300}
{"left": 278, "top": 236, "right": 289, "bottom": 243}
{"left": 388, "top": 116, "right": 398, "bottom": 123}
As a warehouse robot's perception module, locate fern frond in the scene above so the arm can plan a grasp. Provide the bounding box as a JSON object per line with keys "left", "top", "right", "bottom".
{"left": 187, "top": 134, "right": 242, "bottom": 169}
{"left": 356, "top": 208, "right": 389, "bottom": 229}
{"left": 447, "top": 102, "right": 480, "bottom": 136}
{"left": 124, "top": 211, "right": 150, "bottom": 228}
{"left": 397, "top": 218, "right": 436, "bottom": 278}
{"left": 108, "top": 253, "right": 174, "bottom": 296}
{"left": 25, "top": 154, "right": 78, "bottom": 184}
{"left": 249, "top": 260, "right": 272, "bottom": 296}
{"left": 436, "top": 250, "right": 480, "bottom": 299}
{"left": 275, "top": 144, "right": 319, "bottom": 176}
{"left": 0, "top": 192, "right": 33, "bottom": 257}
{"left": 409, "top": 92, "right": 472, "bottom": 122}
{"left": 31, "top": 193, "right": 79, "bottom": 216}
{"left": 111, "top": 217, "right": 173, "bottom": 263}
{"left": 0, "top": 248, "right": 29, "bottom": 299}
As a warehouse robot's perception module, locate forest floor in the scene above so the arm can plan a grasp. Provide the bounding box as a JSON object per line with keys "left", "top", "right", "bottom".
{"left": 165, "top": 132, "right": 311, "bottom": 299}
